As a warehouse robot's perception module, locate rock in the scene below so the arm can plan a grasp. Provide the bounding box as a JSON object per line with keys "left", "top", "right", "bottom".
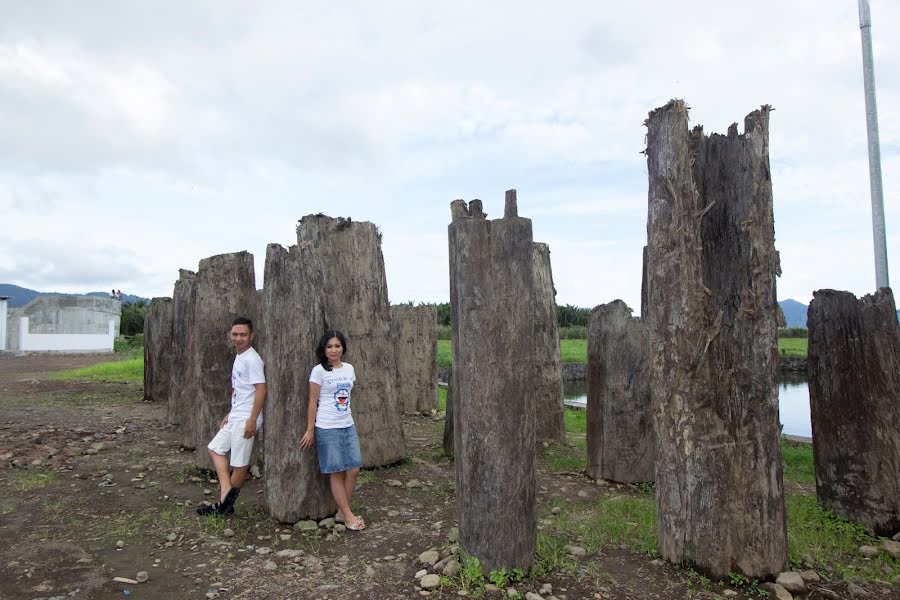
{"left": 388, "top": 510, "right": 400, "bottom": 517}
{"left": 275, "top": 549, "right": 304, "bottom": 559}
{"left": 443, "top": 560, "right": 461, "bottom": 577}
{"left": 113, "top": 577, "right": 139, "bottom": 585}
{"left": 294, "top": 520, "right": 318, "bottom": 531}
{"left": 263, "top": 560, "right": 277, "bottom": 571}
{"left": 256, "top": 547, "right": 272, "bottom": 555}
{"left": 279, "top": 534, "right": 291, "bottom": 541}
{"left": 859, "top": 545, "right": 879, "bottom": 558}
{"left": 166, "top": 532, "right": 178, "bottom": 542}
{"left": 539, "top": 584, "right": 552, "bottom": 595}
{"left": 723, "top": 591, "right": 738, "bottom": 598}
{"left": 386, "top": 479, "right": 403, "bottom": 487}
{"left": 880, "top": 539, "right": 900, "bottom": 559}
{"left": 566, "top": 545, "right": 586, "bottom": 557}
{"left": 892, "top": 531, "right": 900, "bottom": 542}
{"left": 420, "top": 574, "right": 441, "bottom": 590}
{"left": 415, "top": 569, "right": 427, "bottom": 579}
{"left": 507, "top": 589, "right": 518, "bottom": 599}
{"left": 250, "top": 465, "right": 262, "bottom": 479}
{"left": 365, "top": 565, "right": 376, "bottom": 576}
{"left": 776, "top": 572, "right": 806, "bottom": 594}
{"left": 418, "top": 549, "right": 440, "bottom": 566}
{"left": 847, "top": 582, "right": 868, "bottom": 597}
{"left": 760, "top": 583, "right": 792, "bottom": 600}
{"left": 551, "top": 506, "right": 561, "bottom": 514}
{"left": 334, "top": 524, "right": 346, "bottom": 533}
{"left": 448, "top": 527, "right": 459, "bottom": 543}
{"left": 525, "top": 593, "right": 543, "bottom": 600}
{"left": 116, "top": 540, "right": 125, "bottom": 549}
{"left": 319, "top": 518, "right": 336, "bottom": 529}
{"left": 136, "top": 571, "right": 149, "bottom": 583}
{"left": 223, "top": 529, "right": 234, "bottom": 538}
{"left": 799, "top": 569, "right": 821, "bottom": 583}
{"left": 406, "top": 479, "right": 423, "bottom": 488}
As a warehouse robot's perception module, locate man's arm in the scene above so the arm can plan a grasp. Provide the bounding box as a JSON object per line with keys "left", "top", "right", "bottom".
{"left": 243, "top": 383, "right": 266, "bottom": 439}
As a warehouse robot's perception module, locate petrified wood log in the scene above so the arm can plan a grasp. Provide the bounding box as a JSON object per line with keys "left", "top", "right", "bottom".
{"left": 586, "top": 300, "right": 653, "bottom": 482}
{"left": 807, "top": 287, "right": 900, "bottom": 536}
{"left": 143, "top": 297, "right": 173, "bottom": 404}
{"left": 645, "top": 100, "right": 786, "bottom": 578}
{"left": 532, "top": 242, "right": 565, "bottom": 444}
{"left": 449, "top": 191, "right": 536, "bottom": 571}
{"left": 182, "top": 252, "right": 258, "bottom": 470}
{"left": 171, "top": 269, "right": 196, "bottom": 431}
{"left": 296, "top": 215, "right": 405, "bottom": 467}
{"left": 260, "top": 242, "right": 335, "bottom": 522}
{"left": 391, "top": 305, "right": 438, "bottom": 414}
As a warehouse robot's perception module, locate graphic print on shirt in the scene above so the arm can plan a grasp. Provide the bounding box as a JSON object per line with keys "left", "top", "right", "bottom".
{"left": 334, "top": 387, "right": 351, "bottom": 412}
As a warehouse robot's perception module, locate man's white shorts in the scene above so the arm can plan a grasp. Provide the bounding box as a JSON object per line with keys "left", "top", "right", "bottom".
{"left": 207, "top": 419, "right": 256, "bottom": 468}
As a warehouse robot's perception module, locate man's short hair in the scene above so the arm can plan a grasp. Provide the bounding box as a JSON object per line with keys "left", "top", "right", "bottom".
{"left": 231, "top": 316, "right": 253, "bottom": 332}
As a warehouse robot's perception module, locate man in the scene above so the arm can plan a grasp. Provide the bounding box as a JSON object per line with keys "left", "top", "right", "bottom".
{"left": 198, "top": 317, "right": 266, "bottom": 516}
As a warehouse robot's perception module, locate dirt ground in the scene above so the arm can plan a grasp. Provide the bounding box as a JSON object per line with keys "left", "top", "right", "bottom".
{"left": 0, "top": 353, "right": 896, "bottom": 600}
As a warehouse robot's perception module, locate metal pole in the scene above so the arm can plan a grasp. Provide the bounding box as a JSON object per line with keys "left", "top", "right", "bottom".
{"left": 857, "top": 0, "right": 890, "bottom": 288}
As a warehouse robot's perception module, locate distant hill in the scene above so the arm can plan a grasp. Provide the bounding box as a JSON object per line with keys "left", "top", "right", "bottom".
{"left": 779, "top": 299, "right": 808, "bottom": 329}
{"left": 0, "top": 284, "right": 147, "bottom": 308}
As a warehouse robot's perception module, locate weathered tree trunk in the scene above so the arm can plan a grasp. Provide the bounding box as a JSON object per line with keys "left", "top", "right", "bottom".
{"left": 391, "top": 305, "right": 438, "bottom": 414}
{"left": 586, "top": 300, "right": 653, "bottom": 482}
{"left": 182, "top": 252, "right": 258, "bottom": 470}
{"left": 260, "top": 243, "right": 336, "bottom": 522}
{"left": 450, "top": 191, "right": 536, "bottom": 572}
{"left": 641, "top": 245, "right": 649, "bottom": 318}
{"left": 171, "top": 269, "right": 196, "bottom": 431}
{"left": 143, "top": 297, "right": 173, "bottom": 403}
{"left": 532, "top": 243, "right": 566, "bottom": 444}
{"left": 296, "top": 215, "right": 405, "bottom": 467}
{"left": 645, "top": 100, "right": 787, "bottom": 578}
{"left": 442, "top": 372, "right": 455, "bottom": 456}
{"left": 807, "top": 287, "right": 900, "bottom": 536}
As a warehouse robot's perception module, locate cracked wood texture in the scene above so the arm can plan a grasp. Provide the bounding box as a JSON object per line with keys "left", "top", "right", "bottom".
{"left": 645, "top": 100, "right": 786, "bottom": 578}
{"left": 169, "top": 269, "right": 195, "bottom": 428}
{"left": 143, "top": 297, "right": 173, "bottom": 404}
{"left": 391, "top": 305, "right": 438, "bottom": 414}
{"left": 260, "top": 242, "right": 336, "bottom": 522}
{"left": 296, "top": 215, "right": 405, "bottom": 467}
{"left": 587, "top": 300, "right": 653, "bottom": 483}
{"left": 807, "top": 287, "right": 900, "bottom": 536}
{"left": 532, "top": 242, "right": 566, "bottom": 444}
{"left": 181, "top": 252, "right": 258, "bottom": 469}
{"left": 449, "top": 192, "right": 536, "bottom": 572}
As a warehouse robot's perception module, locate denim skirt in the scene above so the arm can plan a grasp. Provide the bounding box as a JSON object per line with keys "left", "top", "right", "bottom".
{"left": 315, "top": 424, "right": 362, "bottom": 474}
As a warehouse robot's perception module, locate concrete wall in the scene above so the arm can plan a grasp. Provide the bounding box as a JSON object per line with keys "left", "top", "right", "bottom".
{"left": 0, "top": 298, "right": 7, "bottom": 351}
{"left": 5, "top": 295, "right": 121, "bottom": 353}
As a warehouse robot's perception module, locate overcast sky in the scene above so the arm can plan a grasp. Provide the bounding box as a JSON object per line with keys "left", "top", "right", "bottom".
{"left": 2, "top": 1, "right": 898, "bottom": 310}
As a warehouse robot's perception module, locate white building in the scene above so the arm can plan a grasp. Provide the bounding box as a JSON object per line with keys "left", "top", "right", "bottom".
{"left": 4, "top": 295, "right": 121, "bottom": 353}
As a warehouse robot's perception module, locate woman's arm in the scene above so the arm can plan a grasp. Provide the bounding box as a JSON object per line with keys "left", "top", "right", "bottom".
{"left": 299, "top": 382, "right": 320, "bottom": 450}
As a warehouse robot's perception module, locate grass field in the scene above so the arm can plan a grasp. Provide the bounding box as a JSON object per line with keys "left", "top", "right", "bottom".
{"left": 51, "top": 358, "right": 144, "bottom": 382}
{"left": 437, "top": 338, "right": 807, "bottom": 367}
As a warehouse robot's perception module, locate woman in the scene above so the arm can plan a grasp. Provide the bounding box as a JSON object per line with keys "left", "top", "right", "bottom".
{"left": 299, "top": 330, "right": 365, "bottom": 530}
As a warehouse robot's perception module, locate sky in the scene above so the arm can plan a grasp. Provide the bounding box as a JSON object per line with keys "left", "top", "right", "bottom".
{"left": 1, "top": 1, "right": 898, "bottom": 311}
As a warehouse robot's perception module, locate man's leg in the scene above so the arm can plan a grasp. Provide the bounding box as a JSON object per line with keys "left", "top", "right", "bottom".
{"left": 230, "top": 466, "right": 249, "bottom": 491}
{"left": 208, "top": 449, "right": 232, "bottom": 501}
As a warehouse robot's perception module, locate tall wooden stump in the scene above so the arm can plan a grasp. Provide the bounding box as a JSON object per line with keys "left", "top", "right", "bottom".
{"left": 645, "top": 100, "right": 787, "bottom": 578}
{"left": 170, "top": 270, "right": 195, "bottom": 428}
{"left": 260, "top": 243, "right": 335, "bottom": 522}
{"left": 807, "top": 288, "right": 900, "bottom": 536}
{"left": 532, "top": 243, "right": 565, "bottom": 444}
{"left": 296, "top": 215, "right": 405, "bottom": 467}
{"left": 586, "top": 300, "right": 653, "bottom": 482}
{"left": 391, "top": 305, "right": 438, "bottom": 414}
{"left": 143, "top": 297, "right": 173, "bottom": 403}
{"left": 450, "top": 191, "right": 536, "bottom": 571}
{"left": 182, "top": 252, "right": 258, "bottom": 470}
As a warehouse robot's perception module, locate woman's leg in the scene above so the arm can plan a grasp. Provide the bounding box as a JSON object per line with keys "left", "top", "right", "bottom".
{"left": 344, "top": 467, "right": 360, "bottom": 503}
{"left": 329, "top": 471, "right": 361, "bottom": 526}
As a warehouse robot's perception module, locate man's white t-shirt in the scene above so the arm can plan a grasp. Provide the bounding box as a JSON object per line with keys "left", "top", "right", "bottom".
{"left": 309, "top": 363, "right": 355, "bottom": 429}
{"left": 230, "top": 346, "right": 265, "bottom": 427}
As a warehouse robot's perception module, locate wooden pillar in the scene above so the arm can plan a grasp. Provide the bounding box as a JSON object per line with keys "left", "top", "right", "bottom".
{"left": 391, "top": 305, "right": 439, "bottom": 414}
{"left": 450, "top": 191, "right": 536, "bottom": 571}
{"left": 260, "top": 242, "right": 336, "bottom": 522}
{"left": 586, "top": 300, "right": 653, "bottom": 482}
{"left": 296, "top": 215, "right": 405, "bottom": 467}
{"left": 143, "top": 297, "right": 173, "bottom": 403}
{"left": 182, "top": 252, "right": 258, "bottom": 470}
{"left": 645, "top": 100, "right": 787, "bottom": 578}
{"left": 170, "top": 269, "right": 196, "bottom": 431}
{"left": 807, "top": 287, "right": 900, "bottom": 536}
{"left": 532, "top": 242, "right": 565, "bottom": 444}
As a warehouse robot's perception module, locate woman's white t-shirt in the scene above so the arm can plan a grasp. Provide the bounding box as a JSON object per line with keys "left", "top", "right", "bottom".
{"left": 309, "top": 362, "right": 355, "bottom": 429}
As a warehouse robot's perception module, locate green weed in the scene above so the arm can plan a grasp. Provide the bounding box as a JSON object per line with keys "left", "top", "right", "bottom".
{"left": 51, "top": 358, "right": 144, "bottom": 383}
{"left": 14, "top": 469, "right": 57, "bottom": 491}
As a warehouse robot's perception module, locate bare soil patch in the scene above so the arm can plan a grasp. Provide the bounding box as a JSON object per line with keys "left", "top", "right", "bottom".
{"left": 0, "top": 353, "right": 896, "bottom": 599}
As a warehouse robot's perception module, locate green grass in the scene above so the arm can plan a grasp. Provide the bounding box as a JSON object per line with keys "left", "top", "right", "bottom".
{"left": 779, "top": 337, "right": 808, "bottom": 358}
{"left": 50, "top": 357, "right": 144, "bottom": 383}
{"left": 438, "top": 386, "right": 447, "bottom": 411}
{"left": 564, "top": 407, "right": 586, "bottom": 434}
{"left": 14, "top": 469, "right": 57, "bottom": 491}
{"left": 782, "top": 441, "right": 815, "bottom": 484}
{"left": 437, "top": 339, "right": 588, "bottom": 367}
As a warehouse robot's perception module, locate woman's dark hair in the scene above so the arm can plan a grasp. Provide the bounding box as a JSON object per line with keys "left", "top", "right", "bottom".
{"left": 316, "top": 330, "right": 347, "bottom": 371}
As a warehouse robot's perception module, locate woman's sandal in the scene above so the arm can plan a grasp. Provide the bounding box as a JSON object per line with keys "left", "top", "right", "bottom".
{"left": 345, "top": 517, "right": 366, "bottom": 531}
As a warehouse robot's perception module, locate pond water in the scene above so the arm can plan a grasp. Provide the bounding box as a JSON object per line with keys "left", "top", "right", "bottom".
{"left": 563, "top": 372, "right": 812, "bottom": 438}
